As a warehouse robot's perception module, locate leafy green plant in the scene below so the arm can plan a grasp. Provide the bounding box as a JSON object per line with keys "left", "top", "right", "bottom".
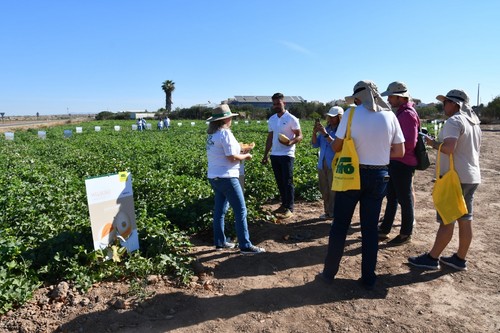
{"left": 0, "top": 119, "right": 324, "bottom": 313}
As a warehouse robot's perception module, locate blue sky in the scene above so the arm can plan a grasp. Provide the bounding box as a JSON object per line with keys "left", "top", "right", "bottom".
{"left": 1, "top": 1, "right": 499, "bottom": 116}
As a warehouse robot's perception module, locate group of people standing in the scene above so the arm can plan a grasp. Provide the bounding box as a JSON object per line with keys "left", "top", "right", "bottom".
{"left": 135, "top": 117, "right": 171, "bottom": 131}
{"left": 205, "top": 82, "right": 481, "bottom": 290}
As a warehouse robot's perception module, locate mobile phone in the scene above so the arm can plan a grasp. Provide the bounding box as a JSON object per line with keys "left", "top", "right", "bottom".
{"left": 419, "top": 132, "right": 432, "bottom": 139}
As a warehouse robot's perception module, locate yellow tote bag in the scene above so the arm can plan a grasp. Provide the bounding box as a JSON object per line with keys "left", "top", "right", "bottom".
{"left": 332, "top": 108, "right": 360, "bottom": 191}
{"left": 432, "top": 144, "right": 468, "bottom": 225}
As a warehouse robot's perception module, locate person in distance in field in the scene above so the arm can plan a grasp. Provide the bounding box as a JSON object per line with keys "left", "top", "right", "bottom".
{"left": 206, "top": 104, "right": 265, "bottom": 255}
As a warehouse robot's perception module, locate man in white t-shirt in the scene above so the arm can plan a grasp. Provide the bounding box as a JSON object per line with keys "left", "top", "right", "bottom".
{"left": 261, "top": 93, "right": 303, "bottom": 219}
{"left": 320, "top": 81, "right": 405, "bottom": 290}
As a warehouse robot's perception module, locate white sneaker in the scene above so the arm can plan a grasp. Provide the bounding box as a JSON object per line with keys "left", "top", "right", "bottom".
{"left": 240, "top": 245, "right": 266, "bottom": 254}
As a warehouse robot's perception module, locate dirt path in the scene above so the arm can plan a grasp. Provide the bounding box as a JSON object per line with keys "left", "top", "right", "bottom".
{"left": 1, "top": 125, "right": 499, "bottom": 333}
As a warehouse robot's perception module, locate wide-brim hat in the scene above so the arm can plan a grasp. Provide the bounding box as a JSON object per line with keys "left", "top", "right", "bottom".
{"left": 344, "top": 80, "right": 374, "bottom": 101}
{"left": 206, "top": 104, "right": 239, "bottom": 122}
{"left": 381, "top": 81, "right": 411, "bottom": 97}
{"left": 436, "top": 89, "right": 469, "bottom": 106}
{"left": 326, "top": 106, "right": 344, "bottom": 117}
{"left": 344, "top": 80, "right": 391, "bottom": 112}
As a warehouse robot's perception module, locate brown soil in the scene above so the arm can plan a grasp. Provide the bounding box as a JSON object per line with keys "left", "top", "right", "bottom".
{"left": 0, "top": 117, "right": 91, "bottom": 133}
{"left": 1, "top": 125, "right": 499, "bottom": 333}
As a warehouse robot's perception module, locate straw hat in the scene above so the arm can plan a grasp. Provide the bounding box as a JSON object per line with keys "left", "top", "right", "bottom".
{"left": 206, "top": 104, "right": 239, "bottom": 122}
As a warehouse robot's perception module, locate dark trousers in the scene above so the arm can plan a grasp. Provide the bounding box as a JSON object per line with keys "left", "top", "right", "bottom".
{"left": 323, "top": 169, "right": 389, "bottom": 286}
{"left": 379, "top": 160, "right": 416, "bottom": 236}
{"left": 270, "top": 155, "right": 295, "bottom": 212}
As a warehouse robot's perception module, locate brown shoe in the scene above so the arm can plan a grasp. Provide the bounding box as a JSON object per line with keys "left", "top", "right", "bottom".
{"left": 277, "top": 209, "right": 294, "bottom": 219}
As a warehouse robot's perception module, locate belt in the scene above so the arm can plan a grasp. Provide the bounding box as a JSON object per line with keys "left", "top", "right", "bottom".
{"left": 359, "top": 164, "right": 388, "bottom": 170}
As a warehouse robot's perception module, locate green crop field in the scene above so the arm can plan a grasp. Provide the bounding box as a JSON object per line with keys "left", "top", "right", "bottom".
{"left": 0, "top": 119, "right": 322, "bottom": 313}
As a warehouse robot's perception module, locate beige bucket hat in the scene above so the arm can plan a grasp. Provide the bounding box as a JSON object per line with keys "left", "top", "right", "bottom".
{"left": 436, "top": 89, "right": 469, "bottom": 105}
{"left": 381, "top": 81, "right": 411, "bottom": 98}
{"left": 436, "top": 89, "right": 480, "bottom": 125}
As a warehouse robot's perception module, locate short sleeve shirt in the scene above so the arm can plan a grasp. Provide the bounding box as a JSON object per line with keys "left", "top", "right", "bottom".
{"left": 437, "top": 113, "right": 481, "bottom": 184}
{"left": 268, "top": 111, "right": 301, "bottom": 157}
{"left": 335, "top": 105, "right": 405, "bottom": 165}
{"left": 207, "top": 129, "right": 241, "bottom": 178}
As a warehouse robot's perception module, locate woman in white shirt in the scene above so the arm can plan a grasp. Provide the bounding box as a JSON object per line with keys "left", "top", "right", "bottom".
{"left": 206, "top": 104, "right": 265, "bottom": 255}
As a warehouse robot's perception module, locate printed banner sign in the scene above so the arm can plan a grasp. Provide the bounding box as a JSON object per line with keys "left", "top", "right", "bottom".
{"left": 85, "top": 172, "right": 139, "bottom": 253}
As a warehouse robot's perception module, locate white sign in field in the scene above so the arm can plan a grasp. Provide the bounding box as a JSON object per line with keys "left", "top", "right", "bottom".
{"left": 85, "top": 172, "right": 139, "bottom": 254}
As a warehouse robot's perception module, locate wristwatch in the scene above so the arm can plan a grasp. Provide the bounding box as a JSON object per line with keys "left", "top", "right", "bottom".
{"left": 324, "top": 133, "right": 329, "bottom": 138}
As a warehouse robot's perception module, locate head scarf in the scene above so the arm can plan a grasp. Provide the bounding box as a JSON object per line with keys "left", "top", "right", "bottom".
{"left": 345, "top": 80, "right": 391, "bottom": 112}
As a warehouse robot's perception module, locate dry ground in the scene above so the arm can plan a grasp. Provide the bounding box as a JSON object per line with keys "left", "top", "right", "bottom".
{"left": 1, "top": 124, "right": 499, "bottom": 333}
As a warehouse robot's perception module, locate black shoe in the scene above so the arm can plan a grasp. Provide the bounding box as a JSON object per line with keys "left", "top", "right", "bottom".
{"left": 387, "top": 234, "right": 411, "bottom": 246}
{"left": 440, "top": 253, "right": 467, "bottom": 271}
{"left": 357, "top": 278, "right": 375, "bottom": 291}
{"left": 408, "top": 253, "right": 440, "bottom": 270}
{"left": 315, "top": 272, "right": 333, "bottom": 285}
{"left": 378, "top": 229, "right": 389, "bottom": 240}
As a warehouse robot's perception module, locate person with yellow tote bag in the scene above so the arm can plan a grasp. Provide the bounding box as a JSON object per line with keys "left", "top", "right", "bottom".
{"left": 320, "top": 81, "right": 405, "bottom": 290}
{"left": 331, "top": 107, "right": 360, "bottom": 191}
{"left": 409, "top": 89, "right": 481, "bottom": 271}
{"left": 432, "top": 144, "right": 468, "bottom": 225}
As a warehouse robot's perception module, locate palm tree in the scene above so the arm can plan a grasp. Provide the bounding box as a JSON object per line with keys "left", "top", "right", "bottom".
{"left": 161, "top": 80, "right": 175, "bottom": 114}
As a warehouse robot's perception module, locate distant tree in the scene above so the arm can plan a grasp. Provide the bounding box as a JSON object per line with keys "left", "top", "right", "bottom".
{"left": 95, "top": 111, "right": 115, "bottom": 120}
{"left": 289, "top": 101, "right": 328, "bottom": 119}
{"left": 114, "top": 112, "right": 131, "bottom": 120}
{"left": 483, "top": 96, "right": 500, "bottom": 120}
{"left": 95, "top": 111, "right": 131, "bottom": 120}
{"left": 161, "top": 80, "right": 175, "bottom": 114}
{"left": 416, "top": 105, "right": 441, "bottom": 120}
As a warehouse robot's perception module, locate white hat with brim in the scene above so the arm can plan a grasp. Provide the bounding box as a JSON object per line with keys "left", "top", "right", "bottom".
{"left": 206, "top": 104, "right": 239, "bottom": 122}
{"left": 326, "top": 106, "right": 344, "bottom": 117}
{"left": 381, "top": 81, "right": 411, "bottom": 98}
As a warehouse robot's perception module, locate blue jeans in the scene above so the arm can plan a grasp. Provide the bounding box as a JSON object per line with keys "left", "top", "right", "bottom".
{"left": 209, "top": 177, "right": 252, "bottom": 249}
{"left": 323, "top": 168, "right": 389, "bottom": 286}
{"left": 379, "top": 161, "right": 416, "bottom": 236}
{"left": 270, "top": 155, "right": 295, "bottom": 211}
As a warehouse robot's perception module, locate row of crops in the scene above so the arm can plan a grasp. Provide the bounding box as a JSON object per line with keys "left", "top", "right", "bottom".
{"left": 0, "top": 119, "right": 322, "bottom": 313}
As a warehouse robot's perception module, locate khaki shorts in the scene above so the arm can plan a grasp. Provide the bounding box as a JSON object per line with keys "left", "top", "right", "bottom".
{"left": 437, "top": 183, "right": 479, "bottom": 223}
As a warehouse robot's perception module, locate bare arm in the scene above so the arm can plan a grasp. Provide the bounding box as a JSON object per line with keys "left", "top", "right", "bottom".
{"left": 226, "top": 153, "right": 252, "bottom": 163}
{"left": 261, "top": 132, "right": 273, "bottom": 164}
{"left": 289, "top": 128, "right": 303, "bottom": 146}
{"left": 426, "top": 136, "right": 457, "bottom": 155}
{"left": 390, "top": 142, "right": 405, "bottom": 158}
{"left": 332, "top": 137, "right": 343, "bottom": 152}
